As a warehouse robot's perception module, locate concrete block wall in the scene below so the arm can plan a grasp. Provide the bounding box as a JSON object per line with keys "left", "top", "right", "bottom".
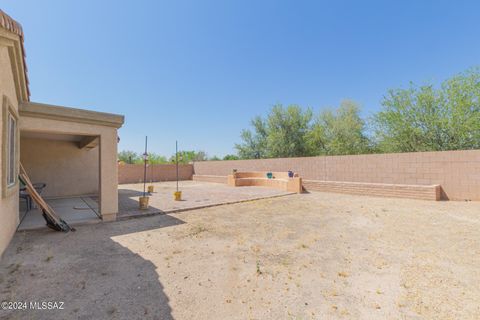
{"left": 193, "top": 175, "right": 227, "bottom": 184}
{"left": 303, "top": 180, "right": 441, "bottom": 200}
{"left": 118, "top": 164, "right": 194, "bottom": 184}
{"left": 193, "top": 150, "right": 480, "bottom": 201}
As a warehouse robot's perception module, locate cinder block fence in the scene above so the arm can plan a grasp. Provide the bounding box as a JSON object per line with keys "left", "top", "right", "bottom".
{"left": 192, "top": 150, "right": 480, "bottom": 201}
{"left": 118, "top": 150, "right": 480, "bottom": 201}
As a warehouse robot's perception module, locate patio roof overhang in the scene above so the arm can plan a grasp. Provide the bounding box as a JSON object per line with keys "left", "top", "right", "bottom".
{"left": 19, "top": 101, "right": 124, "bottom": 128}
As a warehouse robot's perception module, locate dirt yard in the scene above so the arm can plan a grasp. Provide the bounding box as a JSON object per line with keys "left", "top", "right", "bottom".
{"left": 1, "top": 191, "right": 479, "bottom": 319}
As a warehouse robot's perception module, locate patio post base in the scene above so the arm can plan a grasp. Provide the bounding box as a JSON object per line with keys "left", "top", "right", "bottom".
{"left": 101, "top": 212, "right": 117, "bottom": 222}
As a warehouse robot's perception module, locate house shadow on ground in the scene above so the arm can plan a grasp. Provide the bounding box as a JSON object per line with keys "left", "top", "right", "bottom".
{"left": 0, "top": 213, "right": 184, "bottom": 320}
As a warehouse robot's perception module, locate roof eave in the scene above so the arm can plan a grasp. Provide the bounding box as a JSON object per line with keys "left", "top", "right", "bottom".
{"left": 0, "top": 9, "right": 30, "bottom": 100}
{"left": 19, "top": 101, "right": 125, "bottom": 129}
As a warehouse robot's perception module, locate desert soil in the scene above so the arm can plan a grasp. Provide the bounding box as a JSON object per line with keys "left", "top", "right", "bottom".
{"left": 1, "top": 191, "right": 479, "bottom": 319}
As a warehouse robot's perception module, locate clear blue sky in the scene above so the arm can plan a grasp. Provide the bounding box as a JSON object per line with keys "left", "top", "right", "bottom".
{"left": 3, "top": 1, "right": 479, "bottom": 157}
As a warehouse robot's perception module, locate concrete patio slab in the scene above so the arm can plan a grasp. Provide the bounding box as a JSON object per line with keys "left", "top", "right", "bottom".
{"left": 118, "top": 180, "right": 293, "bottom": 219}
{"left": 18, "top": 196, "right": 100, "bottom": 231}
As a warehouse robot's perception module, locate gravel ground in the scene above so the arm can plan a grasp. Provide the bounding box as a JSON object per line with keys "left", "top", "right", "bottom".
{"left": 1, "top": 191, "right": 479, "bottom": 319}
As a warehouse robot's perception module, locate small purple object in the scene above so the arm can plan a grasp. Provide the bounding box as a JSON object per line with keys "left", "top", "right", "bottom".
{"left": 288, "top": 171, "right": 294, "bottom": 178}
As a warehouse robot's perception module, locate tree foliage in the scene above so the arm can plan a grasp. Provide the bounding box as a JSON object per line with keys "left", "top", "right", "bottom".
{"left": 169, "top": 150, "right": 208, "bottom": 163}
{"left": 223, "top": 154, "right": 240, "bottom": 160}
{"left": 236, "top": 104, "right": 313, "bottom": 158}
{"left": 236, "top": 102, "right": 371, "bottom": 158}
{"left": 266, "top": 105, "right": 313, "bottom": 157}
{"left": 308, "top": 100, "right": 371, "bottom": 155}
{"left": 235, "top": 116, "right": 268, "bottom": 159}
{"left": 373, "top": 68, "right": 480, "bottom": 152}
{"left": 118, "top": 150, "right": 140, "bottom": 164}
{"left": 147, "top": 153, "right": 169, "bottom": 164}
{"left": 119, "top": 150, "right": 206, "bottom": 164}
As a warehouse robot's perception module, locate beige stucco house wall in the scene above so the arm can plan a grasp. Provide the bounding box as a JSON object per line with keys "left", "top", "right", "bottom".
{"left": 0, "top": 10, "right": 124, "bottom": 257}
{"left": 0, "top": 23, "right": 23, "bottom": 259}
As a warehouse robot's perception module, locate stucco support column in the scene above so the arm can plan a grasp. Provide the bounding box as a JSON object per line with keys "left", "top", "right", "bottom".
{"left": 99, "top": 129, "right": 118, "bottom": 221}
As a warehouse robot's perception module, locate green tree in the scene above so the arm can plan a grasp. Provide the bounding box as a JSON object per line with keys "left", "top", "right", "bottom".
{"left": 235, "top": 116, "right": 268, "bottom": 159}
{"left": 235, "top": 105, "right": 313, "bottom": 158}
{"left": 373, "top": 68, "right": 480, "bottom": 152}
{"left": 169, "top": 150, "right": 208, "bottom": 163}
{"left": 209, "top": 155, "right": 221, "bottom": 161}
{"left": 266, "top": 105, "right": 313, "bottom": 157}
{"left": 147, "top": 153, "right": 168, "bottom": 164}
{"left": 118, "top": 150, "right": 139, "bottom": 164}
{"left": 308, "top": 100, "right": 372, "bottom": 155}
{"left": 223, "top": 154, "right": 240, "bottom": 160}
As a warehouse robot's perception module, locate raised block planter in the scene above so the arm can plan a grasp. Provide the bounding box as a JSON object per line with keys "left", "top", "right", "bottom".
{"left": 192, "top": 175, "right": 228, "bottom": 184}
{"left": 303, "top": 180, "right": 441, "bottom": 200}
{"left": 227, "top": 171, "right": 303, "bottom": 193}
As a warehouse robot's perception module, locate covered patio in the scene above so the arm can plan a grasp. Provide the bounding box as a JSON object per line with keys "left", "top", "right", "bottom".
{"left": 18, "top": 101, "right": 123, "bottom": 229}
{"left": 18, "top": 196, "right": 100, "bottom": 230}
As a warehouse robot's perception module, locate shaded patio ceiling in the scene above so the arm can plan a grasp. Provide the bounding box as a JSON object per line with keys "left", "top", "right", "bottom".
{"left": 21, "top": 131, "right": 99, "bottom": 149}
{"left": 21, "top": 131, "right": 83, "bottom": 142}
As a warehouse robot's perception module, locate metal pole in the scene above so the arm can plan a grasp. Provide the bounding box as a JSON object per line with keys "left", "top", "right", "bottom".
{"left": 143, "top": 136, "right": 148, "bottom": 197}
{"left": 176, "top": 140, "right": 179, "bottom": 192}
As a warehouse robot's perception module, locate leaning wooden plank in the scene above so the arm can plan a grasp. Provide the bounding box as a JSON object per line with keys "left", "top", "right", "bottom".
{"left": 19, "top": 163, "right": 75, "bottom": 232}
